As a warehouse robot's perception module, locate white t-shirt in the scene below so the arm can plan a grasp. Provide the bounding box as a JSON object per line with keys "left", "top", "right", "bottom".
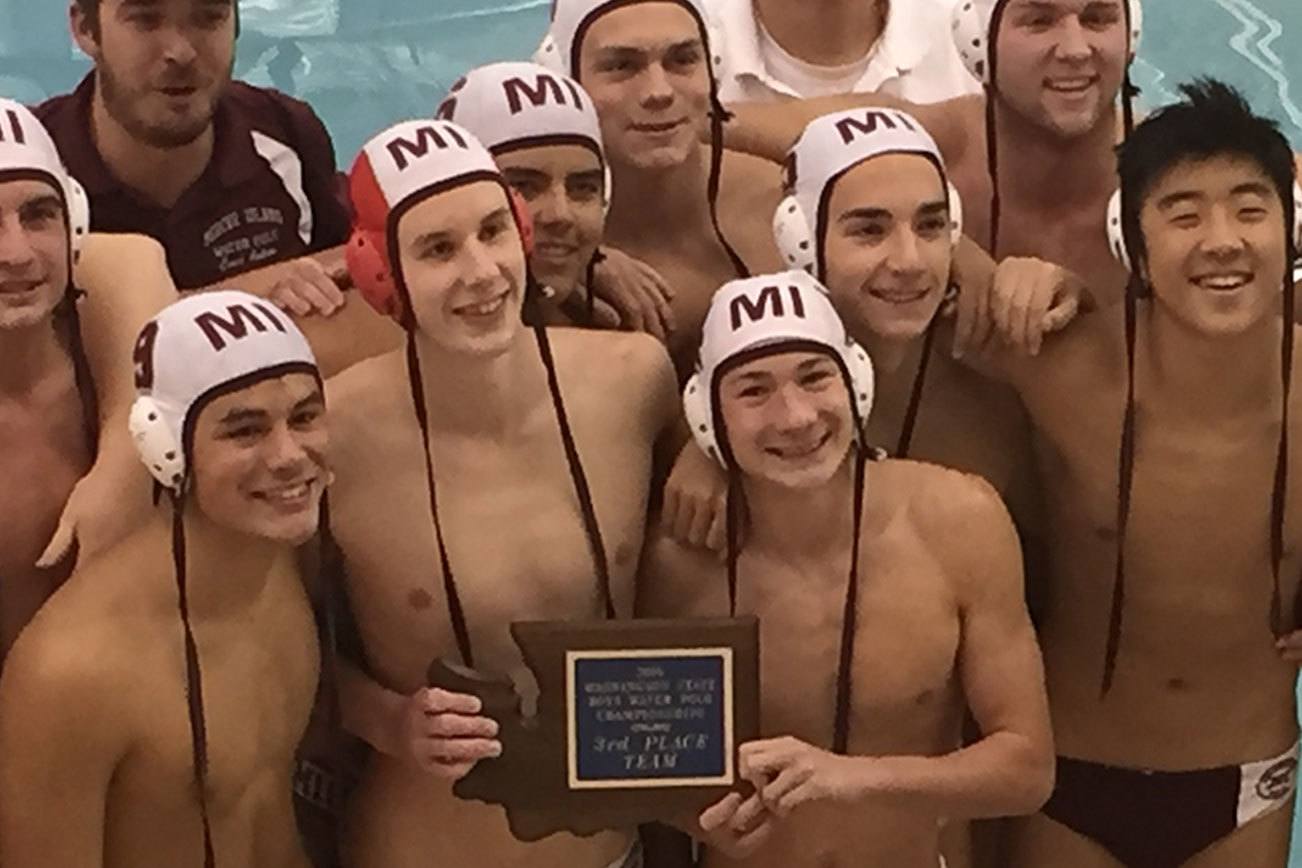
{"left": 707, "top": 0, "right": 981, "bottom": 105}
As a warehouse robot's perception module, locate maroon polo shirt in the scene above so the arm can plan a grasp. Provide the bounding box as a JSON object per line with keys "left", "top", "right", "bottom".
{"left": 35, "top": 75, "right": 351, "bottom": 290}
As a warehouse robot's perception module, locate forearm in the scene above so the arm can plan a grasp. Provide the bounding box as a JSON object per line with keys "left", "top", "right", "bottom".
{"left": 338, "top": 660, "right": 405, "bottom": 757}
{"left": 848, "top": 732, "right": 1053, "bottom": 820}
{"left": 191, "top": 245, "right": 348, "bottom": 297}
{"left": 73, "top": 234, "right": 176, "bottom": 435}
{"left": 723, "top": 93, "right": 908, "bottom": 162}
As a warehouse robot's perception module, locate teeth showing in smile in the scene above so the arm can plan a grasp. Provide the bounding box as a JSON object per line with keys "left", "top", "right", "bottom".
{"left": 460, "top": 295, "right": 506, "bottom": 316}
{"left": 1047, "top": 78, "right": 1093, "bottom": 93}
{"left": 765, "top": 433, "right": 831, "bottom": 460}
{"left": 261, "top": 482, "right": 310, "bottom": 503}
{"left": 1197, "top": 274, "right": 1250, "bottom": 290}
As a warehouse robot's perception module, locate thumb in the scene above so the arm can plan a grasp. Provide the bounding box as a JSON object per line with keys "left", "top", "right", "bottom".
{"left": 592, "top": 298, "right": 622, "bottom": 329}
{"left": 37, "top": 508, "right": 77, "bottom": 569}
{"left": 1041, "top": 297, "right": 1079, "bottom": 334}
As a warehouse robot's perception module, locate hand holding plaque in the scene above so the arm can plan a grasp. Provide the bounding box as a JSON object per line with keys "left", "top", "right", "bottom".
{"left": 427, "top": 617, "right": 759, "bottom": 841}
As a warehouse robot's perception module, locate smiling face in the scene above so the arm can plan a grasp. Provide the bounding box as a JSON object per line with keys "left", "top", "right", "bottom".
{"left": 189, "top": 372, "right": 328, "bottom": 546}
{"left": 395, "top": 180, "right": 528, "bottom": 355}
{"left": 717, "top": 349, "right": 855, "bottom": 489}
{"left": 0, "top": 177, "right": 70, "bottom": 331}
{"left": 821, "top": 154, "right": 953, "bottom": 343}
{"left": 577, "top": 2, "right": 711, "bottom": 172}
{"left": 1138, "top": 154, "right": 1289, "bottom": 337}
{"left": 73, "top": 0, "right": 236, "bottom": 148}
{"left": 993, "top": 0, "right": 1129, "bottom": 140}
{"left": 496, "top": 143, "right": 605, "bottom": 296}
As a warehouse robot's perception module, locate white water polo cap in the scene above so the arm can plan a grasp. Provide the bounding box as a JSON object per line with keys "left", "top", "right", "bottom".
{"left": 775, "top": 107, "right": 963, "bottom": 279}
{"left": 539, "top": 0, "right": 720, "bottom": 80}
{"left": 951, "top": 0, "right": 1143, "bottom": 86}
{"left": 683, "top": 271, "right": 875, "bottom": 468}
{"left": 0, "top": 97, "right": 90, "bottom": 261}
{"left": 437, "top": 62, "right": 605, "bottom": 162}
{"left": 436, "top": 62, "right": 610, "bottom": 207}
{"left": 129, "top": 290, "right": 319, "bottom": 490}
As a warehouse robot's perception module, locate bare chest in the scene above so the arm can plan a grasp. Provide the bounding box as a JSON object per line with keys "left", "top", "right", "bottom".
{"left": 740, "top": 544, "right": 962, "bottom": 753}
{"left": 116, "top": 596, "right": 319, "bottom": 811}
{"left": 335, "top": 420, "right": 650, "bottom": 689}
{"left": 0, "top": 379, "right": 91, "bottom": 571}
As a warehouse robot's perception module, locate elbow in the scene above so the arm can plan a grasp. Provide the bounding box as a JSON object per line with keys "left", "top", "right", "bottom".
{"left": 1011, "top": 741, "right": 1056, "bottom": 815}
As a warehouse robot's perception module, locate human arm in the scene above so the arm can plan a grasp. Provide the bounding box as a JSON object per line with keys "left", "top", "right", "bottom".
{"left": 39, "top": 234, "right": 177, "bottom": 566}
{"left": 742, "top": 478, "right": 1054, "bottom": 820}
{"left": 192, "top": 245, "right": 349, "bottom": 317}
{"left": 661, "top": 439, "right": 729, "bottom": 554}
{"left": 591, "top": 247, "right": 677, "bottom": 341}
{"left": 721, "top": 94, "right": 978, "bottom": 169}
{"left": 337, "top": 660, "right": 501, "bottom": 780}
{"left": 0, "top": 629, "right": 123, "bottom": 868}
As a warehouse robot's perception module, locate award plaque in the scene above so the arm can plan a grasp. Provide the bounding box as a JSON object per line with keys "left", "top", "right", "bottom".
{"left": 428, "top": 617, "right": 759, "bottom": 841}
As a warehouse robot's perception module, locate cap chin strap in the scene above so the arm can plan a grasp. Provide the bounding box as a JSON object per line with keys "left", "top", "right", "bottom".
{"left": 405, "top": 321, "right": 617, "bottom": 670}
{"left": 725, "top": 448, "right": 871, "bottom": 753}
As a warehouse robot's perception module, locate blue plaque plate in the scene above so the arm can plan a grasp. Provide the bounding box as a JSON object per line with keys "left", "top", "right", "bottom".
{"left": 567, "top": 648, "right": 733, "bottom": 789}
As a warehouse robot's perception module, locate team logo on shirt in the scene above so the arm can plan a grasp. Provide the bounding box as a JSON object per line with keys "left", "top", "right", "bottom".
{"left": 1256, "top": 757, "right": 1298, "bottom": 801}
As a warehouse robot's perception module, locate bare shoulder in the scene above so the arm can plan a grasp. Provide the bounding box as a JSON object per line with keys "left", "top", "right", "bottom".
{"left": 719, "top": 148, "right": 783, "bottom": 212}
{"left": 546, "top": 328, "right": 677, "bottom": 419}
{"left": 875, "top": 458, "right": 1022, "bottom": 592}
{"left": 638, "top": 527, "right": 727, "bottom": 618}
{"left": 325, "top": 348, "right": 409, "bottom": 449}
{"left": 76, "top": 232, "right": 167, "bottom": 268}
{"left": 1006, "top": 303, "right": 1126, "bottom": 398}
{"left": 1, "top": 531, "right": 163, "bottom": 714}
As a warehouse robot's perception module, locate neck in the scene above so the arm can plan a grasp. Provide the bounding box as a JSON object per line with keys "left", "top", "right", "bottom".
{"left": 0, "top": 315, "right": 67, "bottom": 395}
{"left": 167, "top": 504, "right": 287, "bottom": 620}
{"left": 754, "top": 0, "right": 884, "bottom": 65}
{"left": 993, "top": 100, "right": 1118, "bottom": 209}
{"left": 742, "top": 453, "right": 858, "bottom": 560}
{"left": 411, "top": 329, "right": 547, "bottom": 437}
{"left": 606, "top": 145, "right": 714, "bottom": 246}
{"left": 1141, "top": 302, "right": 1283, "bottom": 418}
{"left": 90, "top": 78, "right": 214, "bottom": 208}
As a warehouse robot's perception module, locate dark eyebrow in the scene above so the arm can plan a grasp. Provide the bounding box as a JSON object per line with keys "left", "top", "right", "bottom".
{"left": 567, "top": 169, "right": 606, "bottom": 184}
{"left": 18, "top": 194, "right": 63, "bottom": 214}
{"left": 294, "top": 390, "right": 325, "bottom": 411}
{"left": 1155, "top": 190, "right": 1204, "bottom": 211}
{"left": 796, "top": 357, "right": 836, "bottom": 371}
{"left": 218, "top": 408, "right": 267, "bottom": 426}
{"left": 1231, "top": 182, "right": 1275, "bottom": 199}
{"left": 838, "top": 207, "right": 892, "bottom": 224}
{"left": 595, "top": 38, "right": 702, "bottom": 58}
{"left": 502, "top": 167, "right": 551, "bottom": 184}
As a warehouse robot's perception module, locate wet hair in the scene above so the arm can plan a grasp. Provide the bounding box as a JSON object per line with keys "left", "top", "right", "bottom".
{"left": 1103, "top": 79, "right": 1299, "bottom": 697}
{"left": 1117, "top": 78, "right": 1298, "bottom": 276}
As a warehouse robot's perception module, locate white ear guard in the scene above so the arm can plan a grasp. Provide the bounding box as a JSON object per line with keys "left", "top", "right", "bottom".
{"left": 773, "top": 181, "right": 965, "bottom": 276}
{"left": 952, "top": 0, "right": 1143, "bottom": 87}
{"left": 683, "top": 272, "right": 876, "bottom": 468}
{"left": 1107, "top": 181, "right": 1302, "bottom": 274}
{"left": 67, "top": 176, "right": 89, "bottom": 264}
{"left": 130, "top": 395, "right": 186, "bottom": 489}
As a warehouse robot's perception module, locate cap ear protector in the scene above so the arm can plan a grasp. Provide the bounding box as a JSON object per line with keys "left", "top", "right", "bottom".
{"left": 347, "top": 186, "right": 535, "bottom": 323}
{"left": 129, "top": 395, "right": 186, "bottom": 489}
{"left": 1106, "top": 181, "right": 1302, "bottom": 274}
{"left": 951, "top": 0, "right": 1143, "bottom": 86}
{"left": 774, "top": 180, "right": 964, "bottom": 276}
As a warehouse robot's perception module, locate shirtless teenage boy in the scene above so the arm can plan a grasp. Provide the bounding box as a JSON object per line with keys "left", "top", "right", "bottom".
{"left": 0, "top": 96, "right": 175, "bottom": 662}
{"left": 437, "top": 60, "right": 676, "bottom": 337}
{"left": 721, "top": 0, "right": 1143, "bottom": 304}
{"left": 0, "top": 290, "right": 329, "bottom": 868}
{"left": 642, "top": 271, "right": 1054, "bottom": 867}
{"left": 325, "top": 120, "right": 762, "bottom": 868}
{"left": 978, "top": 80, "right": 1302, "bottom": 868}
{"left": 541, "top": 0, "right": 784, "bottom": 375}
